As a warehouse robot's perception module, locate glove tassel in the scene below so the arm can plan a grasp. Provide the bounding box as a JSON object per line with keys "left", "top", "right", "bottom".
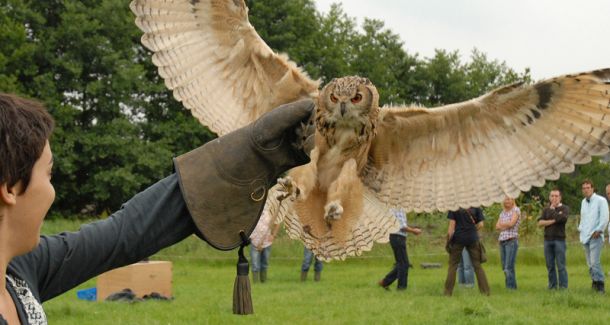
{"left": 233, "top": 231, "right": 253, "bottom": 315}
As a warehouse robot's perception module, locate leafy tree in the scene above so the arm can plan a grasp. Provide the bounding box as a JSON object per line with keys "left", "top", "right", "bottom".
{"left": 407, "top": 49, "right": 531, "bottom": 107}
{"left": 1, "top": 0, "right": 213, "bottom": 216}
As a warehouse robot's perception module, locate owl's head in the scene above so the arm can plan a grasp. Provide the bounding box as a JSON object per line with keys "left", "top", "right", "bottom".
{"left": 317, "top": 76, "right": 379, "bottom": 126}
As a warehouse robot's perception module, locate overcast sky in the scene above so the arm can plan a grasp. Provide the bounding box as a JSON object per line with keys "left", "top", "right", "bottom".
{"left": 313, "top": 0, "right": 610, "bottom": 81}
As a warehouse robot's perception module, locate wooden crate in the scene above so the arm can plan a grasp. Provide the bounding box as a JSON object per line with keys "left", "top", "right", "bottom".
{"left": 96, "top": 261, "right": 172, "bottom": 301}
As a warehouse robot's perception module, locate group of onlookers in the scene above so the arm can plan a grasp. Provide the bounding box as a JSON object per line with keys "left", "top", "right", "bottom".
{"left": 446, "top": 179, "right": 609, "bottom": 295}
{"left": 250, "top": 179, "right": 610, "bottom": 294}
{"left": 378, "top": 179, "right": 610, "bottom": 295}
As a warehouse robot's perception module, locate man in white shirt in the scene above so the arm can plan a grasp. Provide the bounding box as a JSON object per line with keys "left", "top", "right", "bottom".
{"left": 578, "top": 180, "right": 609, "bottom": 293}
{"left": 377, "top": 207, "right": 422, "bottom": 291}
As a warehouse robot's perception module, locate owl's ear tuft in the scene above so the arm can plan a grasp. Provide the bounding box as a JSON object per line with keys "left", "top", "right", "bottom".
{"left": 362, "top": 78, "right": 372, "bottom": 86}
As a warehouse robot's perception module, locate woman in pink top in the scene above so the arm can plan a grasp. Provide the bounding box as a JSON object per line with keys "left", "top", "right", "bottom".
{"left": 495, "top": 196, "right": 521, "bottom": 289}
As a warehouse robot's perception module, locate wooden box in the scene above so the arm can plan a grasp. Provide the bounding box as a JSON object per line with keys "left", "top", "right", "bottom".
{"left": 96, "top": 261, "right": 172, "bottom": 301}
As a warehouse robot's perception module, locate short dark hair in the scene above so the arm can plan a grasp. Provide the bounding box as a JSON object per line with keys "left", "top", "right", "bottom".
{"left": 550, "top": 188, "right": 561, "bottom": 195}
{"left": 0, "top": 93, "right": 54, "bottom": 192}
{"left": 582, "top": 179, "right": 594, "bottom": 188}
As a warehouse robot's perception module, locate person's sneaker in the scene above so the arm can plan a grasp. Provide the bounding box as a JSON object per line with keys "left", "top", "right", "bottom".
{"left": 377, "top": 280, "right": 390, "bottom": 291}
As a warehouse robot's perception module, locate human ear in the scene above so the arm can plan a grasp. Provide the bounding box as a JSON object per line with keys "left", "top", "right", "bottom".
{"left": 0, "top": 182, "right": 20, "bottom": 206}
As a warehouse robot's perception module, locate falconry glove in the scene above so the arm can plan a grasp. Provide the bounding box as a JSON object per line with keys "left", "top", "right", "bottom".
{"left": 174, "top": 99, "right": 315, "bottom": 250}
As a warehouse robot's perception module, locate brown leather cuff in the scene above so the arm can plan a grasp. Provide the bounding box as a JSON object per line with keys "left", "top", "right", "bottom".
{"left": 174, "top": 142, "right": 267, "bottom": 251}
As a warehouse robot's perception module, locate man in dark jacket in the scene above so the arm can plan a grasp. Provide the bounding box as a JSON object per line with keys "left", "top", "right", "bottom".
{"left": 537, "top": 189, "right": 570, "bottom": 289}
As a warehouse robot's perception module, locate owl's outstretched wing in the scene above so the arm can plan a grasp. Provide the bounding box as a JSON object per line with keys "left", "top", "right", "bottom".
{"left": 266, "top": 185, "right": 399, "bottom": 261}
{"left": 130, "top": 0, "right": 319, "bottom": 136}
{"left": 364, "top": 68, "right": 610, "bottom": 212}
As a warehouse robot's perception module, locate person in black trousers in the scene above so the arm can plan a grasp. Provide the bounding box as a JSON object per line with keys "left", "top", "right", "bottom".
{"left": 378, "top": 207, "right": 422, "bottom": 290}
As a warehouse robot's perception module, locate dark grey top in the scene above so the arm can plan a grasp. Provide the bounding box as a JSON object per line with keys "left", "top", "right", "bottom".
{"left": 447, "top": 207, "right": 485, "bottom": 245}
{"left": 537, "top": 204, "right": 570, "bottom": 241}
{"left": 3, "top": 174, "right": 196, "bottom": 324}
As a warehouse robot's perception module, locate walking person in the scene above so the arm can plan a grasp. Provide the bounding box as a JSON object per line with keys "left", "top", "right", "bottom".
{"left": 444, "top": 207, "right": 490, "bottom": 296}
{"left": 496, "top": 196, "right": 521, "bottom": 290}
{"left": 579, "top": 180, "right": 609, "bottom": 293}
{"left": 378, "top": 207, "right": 422, "bottom": 291}
{"left": 537, "top": 189, "right": 570, "bottom": 289}
{"left": 249, "top": 205, "right": 281, "bottom": 283}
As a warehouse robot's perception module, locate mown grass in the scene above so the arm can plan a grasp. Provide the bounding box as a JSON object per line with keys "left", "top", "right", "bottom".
{"left": 40, "top": 218, "right": 610, "bottom": 324}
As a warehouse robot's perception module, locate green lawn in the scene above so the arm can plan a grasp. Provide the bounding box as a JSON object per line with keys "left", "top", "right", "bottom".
{"left": 40, "top": 219, "right": 610, "bottom": 324}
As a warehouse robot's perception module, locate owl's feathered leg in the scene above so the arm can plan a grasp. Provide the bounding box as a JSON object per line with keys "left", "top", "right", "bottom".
{"left": 324, "top": 158, "right": 363, "bottom": 232}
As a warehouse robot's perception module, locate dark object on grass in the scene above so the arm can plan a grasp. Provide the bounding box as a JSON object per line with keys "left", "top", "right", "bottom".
{"left": 105, "top": 288, "right": 140, "bottom": 302}
{"left": 143, "top": 292, "right": 173, "bottom": 301}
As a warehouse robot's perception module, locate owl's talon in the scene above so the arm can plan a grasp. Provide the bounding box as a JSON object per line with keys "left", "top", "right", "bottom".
{"left": 324, "top": 201, "right": 343, "bottom": 222}
{"left": 277, "top": 176, "right": 301, "bottom": 202}
{"left": 293, "top": 114, "right": 316, "bottom": 155}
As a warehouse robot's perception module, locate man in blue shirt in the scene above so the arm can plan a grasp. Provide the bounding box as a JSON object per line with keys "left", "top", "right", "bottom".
{"left": 377, "top": 207, "right": 422, "bottom": 291}
{"left": 578, "top": 180, "right": 609, "bottom": 293}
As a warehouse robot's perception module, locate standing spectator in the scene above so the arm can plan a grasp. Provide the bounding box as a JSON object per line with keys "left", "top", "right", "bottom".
{"left": 537, "top": 189, "right": 570, "bottom": 289}
{"left": 378, "top": 207, "right": 422, "bottom": 291}
{"left": 249, "top": 205, "right": 281, "bottom": 283}
{"left": 444, "top": 207, "right": 490, "bottom": 296}
{"left": 457, "top": 248, "right": 475, "bottom": 288}
{"left": 301, "top": 247, "right": 323, "bottom": 281}
{"left": 578, "top": 180, "right": 609, "bottom": 293}
{"left": 496, "top": 196, "right": 521, "bottom": 290}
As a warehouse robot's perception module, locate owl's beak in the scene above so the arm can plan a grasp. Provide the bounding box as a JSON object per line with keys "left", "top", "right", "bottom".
{"left": 340, "top": 102, "right": 346, "bottom": 116}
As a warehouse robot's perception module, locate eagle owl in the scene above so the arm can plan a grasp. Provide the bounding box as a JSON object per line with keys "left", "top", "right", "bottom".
{"left": 278, "top": 76, "right": 380, "bottom": 248}
{"left": 130, "top": 0, "right": 610, "bottom": 260}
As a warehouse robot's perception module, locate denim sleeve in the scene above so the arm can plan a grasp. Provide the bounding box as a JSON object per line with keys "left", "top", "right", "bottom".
{"left": 9, "top": 174, "right": 197, "bottom": 302}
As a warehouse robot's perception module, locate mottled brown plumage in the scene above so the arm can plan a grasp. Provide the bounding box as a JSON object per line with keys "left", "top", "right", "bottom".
{"left": 131, "top": 0, "right": 610, "bottom": 260}
{"left": 277, "top": 77, "right": 379, "bottom": 254}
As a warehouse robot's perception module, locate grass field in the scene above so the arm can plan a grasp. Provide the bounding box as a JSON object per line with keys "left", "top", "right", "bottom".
{"left": 40, "top": 217, "right": 610, "bottom": 324}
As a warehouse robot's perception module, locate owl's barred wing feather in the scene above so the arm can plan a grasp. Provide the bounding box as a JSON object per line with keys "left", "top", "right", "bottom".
{"left": 365, "top": 69, "right": 610, "bottom": 212}
{"left": 266, "top": 186, "right": 399, "bottom": 262}
{"left": 130, "top": 0, "right": 319, "bottom": 136}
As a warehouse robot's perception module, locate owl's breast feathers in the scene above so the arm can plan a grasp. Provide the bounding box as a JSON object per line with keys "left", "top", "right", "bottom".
{"left": 315, "top": 111, "right": 378, "bottom": 172}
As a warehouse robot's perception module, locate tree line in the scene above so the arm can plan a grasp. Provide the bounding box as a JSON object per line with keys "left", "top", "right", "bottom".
{"left": 1, "top": 0, "right": 604, "bottom": 217}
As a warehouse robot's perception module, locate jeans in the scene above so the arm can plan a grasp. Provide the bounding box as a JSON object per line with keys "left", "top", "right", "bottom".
{"left": 444, "top": 241, "right": 490, "bottom": 296}
{"left": 457, "top": 248, "right": 474, "bottom": 286}
{"left": 381, "top": 234, "right": 409, "bottom": 290}
{"left": 301, "top": 247, "right": 323, "bottom": 272}
{"left": 544, "top": 240, "right": 567, "bottom": 289}
{"left": 583, "top": 236, "right": 605, "bottom": 282}
{"left": 250, "top": 246, "right": 272, "bottom": 272}
{"left": 500, "top": 239, "right": 519, "bottom": 289}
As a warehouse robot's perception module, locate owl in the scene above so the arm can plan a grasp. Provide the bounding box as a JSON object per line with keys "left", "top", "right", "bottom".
{"left": 130, "top": 0, "right": 610, "bottom": 260}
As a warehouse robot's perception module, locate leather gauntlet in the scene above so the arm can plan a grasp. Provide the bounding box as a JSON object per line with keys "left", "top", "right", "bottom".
{"left": 174, "top": 99, "right": 315, "bottom": 250}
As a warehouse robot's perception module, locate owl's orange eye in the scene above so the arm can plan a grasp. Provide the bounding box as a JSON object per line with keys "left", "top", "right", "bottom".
{"left": 330, "top": 94, "right": 338, "bottom": 103}
{"left": 351, "top": 93, "right": 362, "bottom": 103}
